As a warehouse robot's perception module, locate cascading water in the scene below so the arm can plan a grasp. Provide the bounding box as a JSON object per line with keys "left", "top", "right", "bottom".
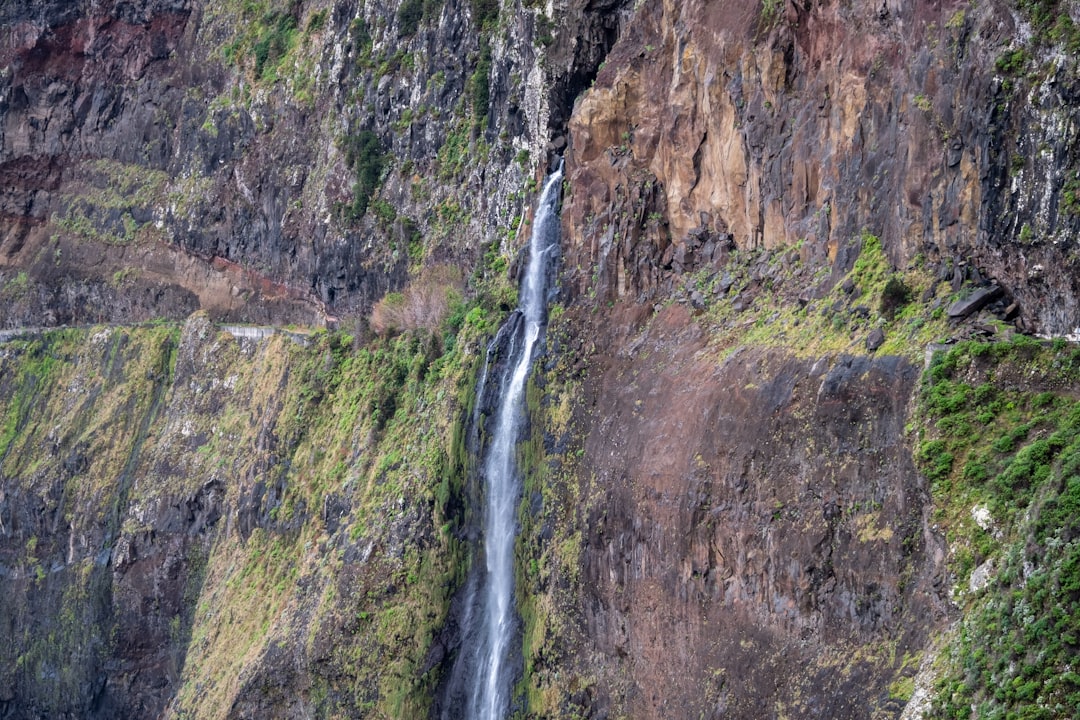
{"left": 441, "top": 160, "right": 563, "bottom": 720}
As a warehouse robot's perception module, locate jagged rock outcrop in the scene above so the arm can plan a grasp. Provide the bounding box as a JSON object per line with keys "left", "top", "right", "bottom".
{"left": 563, "top": 0, "right": 1080, "bottom": 336}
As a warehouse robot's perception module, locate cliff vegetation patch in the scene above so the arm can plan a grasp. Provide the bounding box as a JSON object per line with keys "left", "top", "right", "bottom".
{"left": 916, "top": 338, "right": 1080, "bottom": 717}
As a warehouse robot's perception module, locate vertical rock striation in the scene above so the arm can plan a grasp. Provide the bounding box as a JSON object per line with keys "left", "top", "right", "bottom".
{"left": 563, "top": 0, "right": 1080, "bottom": 335}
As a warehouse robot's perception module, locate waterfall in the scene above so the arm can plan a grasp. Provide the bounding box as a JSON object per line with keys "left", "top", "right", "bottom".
{"left": 441, "top": 161, "right": 563, "bottom": 720}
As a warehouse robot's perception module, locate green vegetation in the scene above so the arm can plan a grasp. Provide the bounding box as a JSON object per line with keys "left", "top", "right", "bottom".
{"left": 436, "top": 121, "right": 473, "bottom": 179}
{"left": 695, "top": 233, "right": 951, "bottom": 361}
{"left": 0, "top": 326, "right": 179, "bottom": 715}
{"left": 915, "top": 338, "right": 1080, "bottom": 717}
{"left": 49, "top": 160, "right": 170, "bottom": 246}
{"left": 514, "top": 305, "right": 590, "bottom": 716}
{"left": 471, "top": 0, "right": 499, "bottom": 29}
{"left": 2, "top": 270, "right": 31, "bottom": 299}
{"left": 349, "top": 17, "right": 373, "bottom": 67}
{"left": 221, "top": 3, "right": 299, "bottom": 82}
{"left": 995, "top": 48, "right": 1030, "bottom": 75}
{"left": 1062, "top": 174, "right": 1080, "bottom": 217}
{"left": 880, "top": 275, "right": 912, "bottom": 319}
{"left": 398, "top": 0, "right": 424, "bottom": 37}
{"left": 471, "top": 38, "right": 494, "bottom": 128}
{"left": 0, "top": 304, "right": 507, "bottom": 716}
{"left": 340, "top": 130, "right": 386, "bottom": 220}
{"left": 760, "top": 0, "right": 784, "bottom": 26}
{"left": 1014, "top": 0, "right": 1080, "bottom": 53}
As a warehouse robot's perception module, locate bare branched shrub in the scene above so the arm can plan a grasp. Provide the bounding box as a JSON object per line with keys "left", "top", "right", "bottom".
{"left": 370, "top": 265, "right": 463, "bottom": 334}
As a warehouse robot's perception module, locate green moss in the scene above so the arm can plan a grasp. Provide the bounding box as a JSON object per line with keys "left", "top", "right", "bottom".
{"left": 695, "top": 233, "right": 949, "bottom": 361}
{"left": 48, "top": 160, "right": 172, "bottom": 245}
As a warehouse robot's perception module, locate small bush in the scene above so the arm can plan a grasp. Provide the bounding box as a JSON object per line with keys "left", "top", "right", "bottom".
{"left": 995, "top": 48, "right": 1029, "bottom": 75}
{"left": 397, "top": 0, "right": 424, "bottom": 37}
{"left": 880, "top": 275, "right": 912, "bottom": 319}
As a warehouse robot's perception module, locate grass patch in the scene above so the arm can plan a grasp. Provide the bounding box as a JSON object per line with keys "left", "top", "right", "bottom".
{"left": 695, "top": 233, "right": 950, "bottom": 361}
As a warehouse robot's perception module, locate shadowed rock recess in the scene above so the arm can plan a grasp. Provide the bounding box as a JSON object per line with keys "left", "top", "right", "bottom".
{"left": 2, "top": 0, "right": 1080, "bottom": 718}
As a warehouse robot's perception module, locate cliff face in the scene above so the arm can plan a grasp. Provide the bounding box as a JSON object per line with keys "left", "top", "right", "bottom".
{"left": 0, "top": 0, "right": 617, "bottom": 327}
{"left": 0, "top": 315, "right": 490, "bottom": 718}
{"left": 564, "top": 0, "right": 1080, "bottom": 335}
{"left": 581, "top": 324, "right": 943, "bottom": 717}
{"left": 523, "top": 0, "right": 1080, "bottom": 716}
{"left": 2, "top": 0, "right": 1080, "bottom": 718}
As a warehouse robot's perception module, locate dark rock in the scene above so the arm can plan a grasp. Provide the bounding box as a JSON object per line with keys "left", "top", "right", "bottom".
{"left": 865, "top": 328, "right": 885, "bottom": 352}
{"left": 947, "top": 285, "right": 1003, "bottom": 319}
{"left": 842, "top": 278, "right": 856, "bottom": 294}
{"left": 947, "top": 138, "right": 964, "bottom": 168}
{"left": 701, "top": 239, "right": 716, "bottom": 262}
{"left": 951, "top": 269, "right": 964, "bottom": 292}
{"left": 690, "top": 290, "right": 706, "bottom": 310}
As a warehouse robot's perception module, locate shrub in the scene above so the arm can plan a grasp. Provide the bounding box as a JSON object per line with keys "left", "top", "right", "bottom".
{"left": 370, "top": 266, "right": 464, "bottom": 334}
{"left": 253, "top": 13, "right": 298, "bottom": 79}
{"left": 471, "top": 38, "right": 493, "bottom": 126}
{"left": 397, "top": 0, "right": 424, "bottom": 37}
{"left": 880, "top": 275, "right": 912, "bottom": 319}
{"left": 341, "top": 130, "right": 385, "bottom": 219}
{"left": 995, "top": 48, "right": 1029, "bottom": 74}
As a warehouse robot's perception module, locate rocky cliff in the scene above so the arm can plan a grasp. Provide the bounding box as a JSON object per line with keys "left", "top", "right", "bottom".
{"left": 0, "top": 0, "right": 619, "bottom": 327}
{"left": 2, "top": 0, "right": 1080, "bottom": 718}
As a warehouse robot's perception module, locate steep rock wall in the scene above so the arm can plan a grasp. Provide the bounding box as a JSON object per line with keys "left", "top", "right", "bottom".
{"left": 0, "top": 0, "right": 620, "bottom": 328}
{"left": 531, "top": 0, "right": 1080, "bottom": 716}
{"left": 575, "top": 310, "right": 949, "bottom": 717}
{"left": 0, "top": 316, "right": 490, "bottom": 718}
{"left": 563, "top": 0, "right": 1080, "bottom": 335}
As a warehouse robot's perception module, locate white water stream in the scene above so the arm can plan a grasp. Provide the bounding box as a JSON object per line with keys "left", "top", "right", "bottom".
{"left": 446, "top": 161, "right": 563, "bottom": 720}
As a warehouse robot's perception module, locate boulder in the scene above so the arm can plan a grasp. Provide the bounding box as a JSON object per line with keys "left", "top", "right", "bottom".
{"left": 947, "top": 285, "right": 1003, "bottom": 319}
{"left": 866, "top": 327, "right": 885, "bottom": 352}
